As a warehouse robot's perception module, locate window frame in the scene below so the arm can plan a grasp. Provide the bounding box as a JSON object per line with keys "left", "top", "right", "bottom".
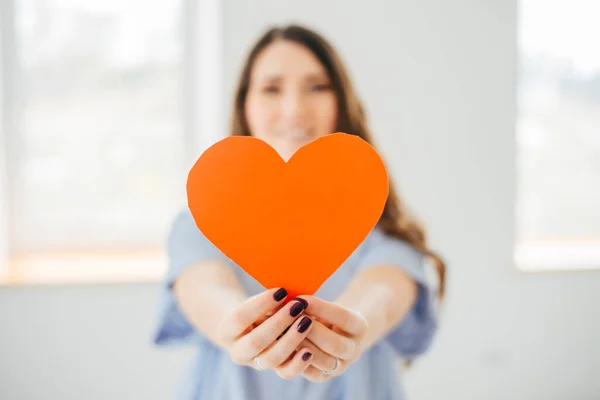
{"left": 0, "top": 0, "right": 223, "bottom": 284}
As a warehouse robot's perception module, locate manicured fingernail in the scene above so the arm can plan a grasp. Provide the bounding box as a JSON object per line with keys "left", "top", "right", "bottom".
{"left": 292, "top": 297, "right": 308, "bottom": 309}
{"left": 298, "top": 316, "right": 312, "bottom": 333}
{"left": 302, "top": 352, "right": 312, "bottom": 361}
{"left": 290, "top": 301, "right": 305, "bottom": 317}
{"left": 273, "top": 288, "right": 287, "bottom": 302}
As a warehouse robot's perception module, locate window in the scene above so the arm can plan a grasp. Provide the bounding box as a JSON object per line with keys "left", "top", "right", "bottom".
{"left": 0, "top": 0, "right": 222, "bottom": 283}
{"left": 515, "top": 0, "right": 600, "bottom": 271}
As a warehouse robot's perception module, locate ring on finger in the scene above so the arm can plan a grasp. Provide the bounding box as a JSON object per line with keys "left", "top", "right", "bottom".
{"left": 254, "top": 356, "right": 266, "bottom": 371}
{"left": 322, "top": 357, "right": 341, "bottom": 375}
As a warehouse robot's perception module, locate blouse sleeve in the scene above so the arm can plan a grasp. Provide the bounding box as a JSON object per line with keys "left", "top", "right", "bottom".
{"left": 152, "top": 208, "right": 234, "bottom": 347}
{"left": 354, "top": 227, "right": 440, "bottom": 360}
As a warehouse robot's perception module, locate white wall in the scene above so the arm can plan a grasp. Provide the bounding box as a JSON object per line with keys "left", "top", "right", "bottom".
{"left": 1, "top": 0, "right": 599, "bottom": 399}
{"left": 0, "top": 285, "right": 192, "bottom": 399}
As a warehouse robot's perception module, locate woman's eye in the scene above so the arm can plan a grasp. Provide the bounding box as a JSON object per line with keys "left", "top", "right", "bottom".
{"left": 311, "top": 83, "right": 332, "bottom": 92}
{"left": 262, "top": 86, "right": 279, "bottom": 94}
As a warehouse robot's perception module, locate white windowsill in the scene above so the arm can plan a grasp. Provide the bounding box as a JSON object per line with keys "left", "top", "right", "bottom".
{"left": 0, "top": 249, "right": 167, "bottom": 285}
{"left": 515, "top": 240, "right": 600, "bottom": 272}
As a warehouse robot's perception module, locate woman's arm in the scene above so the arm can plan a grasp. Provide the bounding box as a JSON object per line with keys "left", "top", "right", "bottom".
{"left": 334, "top": 265, "right": 418, "bottom": 352}
{"left": 172, "top": 260, "right": 249, "bottom": 350}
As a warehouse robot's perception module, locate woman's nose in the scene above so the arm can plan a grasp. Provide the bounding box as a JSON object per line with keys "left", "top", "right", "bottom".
{"left": 281, "top": 90, "right": 308, "bottom": 120}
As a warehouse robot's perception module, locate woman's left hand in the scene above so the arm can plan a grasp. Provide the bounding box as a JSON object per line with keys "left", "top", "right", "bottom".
{"left": 294, "top": 296, "right": 368, "bottom": 382}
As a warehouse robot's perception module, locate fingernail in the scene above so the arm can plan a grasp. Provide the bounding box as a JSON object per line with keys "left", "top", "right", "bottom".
{"left": 290, "top": 301, "right": 305, "bottom": 317}
{"left": 302, "top": 352, "right": 312, "bottom": 361}
{"left": 273, "top": 288, "right": 287, "bottom": 302}
{"left": 292, "top": 297, "right": 308, "bottom": 309}
{"left": 297, "top": 316, "right": 312, "bottom": 333}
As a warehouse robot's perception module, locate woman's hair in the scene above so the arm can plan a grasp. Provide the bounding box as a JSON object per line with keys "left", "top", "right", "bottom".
{"left": 228, "top": 24, "right": 446, "bottom": 301}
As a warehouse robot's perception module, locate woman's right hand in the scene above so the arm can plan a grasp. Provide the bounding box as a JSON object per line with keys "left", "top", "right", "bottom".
{"left": 216, "top": 288, "right": 316, "bottom": 379}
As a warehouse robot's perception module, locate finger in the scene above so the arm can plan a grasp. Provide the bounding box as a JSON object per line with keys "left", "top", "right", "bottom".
{"left": 294, "top": 338, "right": 339, "bottom": 373}
{"left": 305, "top": 320, "right": 356, "bottom": 360}
{"left": 299, "top": 296, "right": 367, "bottom": 338}
{"left": 274, "top": 347, "right": 313, "bottom": 380}
{"left": 302, "top": 365, "right": 331, "bottom": 383}
{"left": 255, "top": 315, "right": 314, "bottom": 369}
{"left": 232, "top": 299, "right": 307, "bottom": 363}
{"left": 314, "top": 316, "right": 334, "bottom": 330}
{"left": 255, "top": 307, "right": 281, "bottom": 327}
{"left": 219, "top": 288, "right": 288, "bottom": 340}
{"left": 303, "top": 358, "right": 347, "bottom": 382}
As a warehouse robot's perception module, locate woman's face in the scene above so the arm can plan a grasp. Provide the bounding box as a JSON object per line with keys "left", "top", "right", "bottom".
{"left": 244, "top": 40, "right": 338, "bottom": 161}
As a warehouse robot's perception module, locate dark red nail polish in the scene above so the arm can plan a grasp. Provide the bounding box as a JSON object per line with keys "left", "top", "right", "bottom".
{"left": 297, "top": 316, "right": 312, "bottom": 333}
{"left": 302, "top": 352, "right": 312, "bottom": 361}
{"left": 290, "top": 301, "right": 305, "bottom": 317}
{"left": 273, "top": 288, "right": 287, "bottom": 301}
{"left": 292, "top": 297, "right": 308, "bottom": 309}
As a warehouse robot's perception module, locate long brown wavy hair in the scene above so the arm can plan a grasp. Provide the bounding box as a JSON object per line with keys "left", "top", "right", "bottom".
{"left": 228, "top": 24, "right": 446, "bottom": 301}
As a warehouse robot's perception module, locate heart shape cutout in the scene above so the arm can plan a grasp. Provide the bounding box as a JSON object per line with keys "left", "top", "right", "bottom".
{"left": 186, "top": 132, "right": 389, "bottom": 301}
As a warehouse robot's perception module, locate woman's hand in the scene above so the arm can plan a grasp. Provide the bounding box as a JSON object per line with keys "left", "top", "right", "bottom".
{"left": 295, "top": 296, "right": 369, "bottom": 382}
{"left": 215, "top": 288, "right": 316, "bottom": 379}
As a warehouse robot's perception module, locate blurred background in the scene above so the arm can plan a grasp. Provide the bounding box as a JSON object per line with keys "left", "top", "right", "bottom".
{"left": 1, "top": 0, "right": 599, "bottom": 399}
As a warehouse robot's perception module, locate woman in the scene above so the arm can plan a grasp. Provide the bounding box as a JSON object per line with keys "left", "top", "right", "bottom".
{"left": 154, "top": 24, "right": 446, "bottom": 400}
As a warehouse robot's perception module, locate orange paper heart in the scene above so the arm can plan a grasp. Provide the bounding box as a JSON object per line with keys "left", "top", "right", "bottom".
{"left": 186, "top": 132, "right": 389, "bottom": 301}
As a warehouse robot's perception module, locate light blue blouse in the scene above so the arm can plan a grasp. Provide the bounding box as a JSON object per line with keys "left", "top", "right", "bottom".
{"left": 153, "top": 208, "right": 439, "bottom": 400}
